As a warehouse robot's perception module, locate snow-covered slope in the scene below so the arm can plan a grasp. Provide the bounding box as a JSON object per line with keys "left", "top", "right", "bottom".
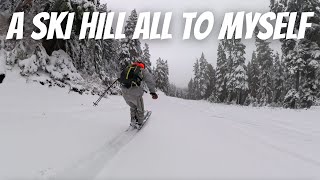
{"left": 1, "top": 70, "right": 320, "bottom": 180}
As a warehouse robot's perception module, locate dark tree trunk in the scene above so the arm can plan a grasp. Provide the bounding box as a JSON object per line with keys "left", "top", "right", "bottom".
{"left": 295, "top": 70, "right": 300, "bottom": 92}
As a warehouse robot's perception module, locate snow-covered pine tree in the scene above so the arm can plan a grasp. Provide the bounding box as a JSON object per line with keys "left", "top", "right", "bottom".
{"left": 97, "top": 4, "right": 120, "bottom": 85}
{"left": 226, "top": 38, "right": 248, "bottom": 104}
{"left": 279, "top": 39, "right": 300, "bottom": 108}
{"left": 54, "top": 0, "right": 107, "bottom": 84}
{"left": 214, "top": 43, "right": 228, "bottom": 102}
{"left": 102, "top": 36, "right": 120, "bottom": 84}
{"left": 142, "top": 43, "right": 152, "bottom": 72}
{"left": 188, "top": 78, "right": 195, "bottom": 99}
{"left": 272, "top": 52, "right": 285, "bottom": 104}
{"left": 246, "top": 61, "right": 252, "bottom": 104}
{"left": 248, "top": 51, "right": 260, "bottom": 102}
{"left": 255, "top": 28, "right": 274, "bottom": 106}
{"left": 198, "top": 53, "right": 211, "bottom": 99}
{"left": 296, "top": 39, "right": 320, "bottom": 108}
{"left": 233, "top": 39, "right": 248, "bottom": 105}
{"left": 95, "top": 40, "right": 107, "bottom": 79}
{"left": 222, "top": 37, "right": 248, "bottom": 104}
{"left": 155, "top": 58, "right": 170, "bottom": 94}
{"left": 206, "top": 63, "right": 216, "bottom": 100}
{"left": 221, "top": 38, "right": 235, "bottom": 103}
{"left": 193, "top": 59, "right": 201, "bottom": 99}
{"left": 270, "top": 0, "right": 320, "bottom": 108}
{"left": 119, "top": 9, "right": 142, "bottom": 70}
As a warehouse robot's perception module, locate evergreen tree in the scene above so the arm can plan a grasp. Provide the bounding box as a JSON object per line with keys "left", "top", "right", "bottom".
{"left": 255, "top": 28, "right": 274, "bottom": 105}
{"left": 102, "top": 34, "right": 119, "bottom": 84}
{"left": 206, "top": 63, "right": 216, "bottom": 100}
{"left": 119, "top": 9, "right": 142, "bottom": 69}
{"left": 270, "top": 0, "right": 320, "bottom": 108}
{"left": 142, "top": 43, "right": 152, "bottom": 72}
{"left": 199, "top": 53, "right": 211, "bottom": 99}
{"left": 221, "top": 37, "right": 248, "bottom": 104}
{"left": 193, "top": 59, "right": 201, "bottom": 99}
{"left": 97, "top": 5, "right": 120, "bottom": 84}
{"left": 272, "top": 52, "right": 284, "bottom": 104}
{"left": 190, "top": 53, "right": 214, "bottom": 100}
{"left": 214, "top": 43, "right": 228, "bottom": 102}
{"left": 188, "top": 78, "right": 195, "bottom": 99}
{"left": 295, "top": 40, "right": 320, "bottom": 108}
{"left": 248, "top": 51, "right": 260, "bottom": 100}
{"left": 155, "top": 58, "right": 170, "bottom": 94}
{"left": 229, "top": 39, "right": 248, "bottom": 104}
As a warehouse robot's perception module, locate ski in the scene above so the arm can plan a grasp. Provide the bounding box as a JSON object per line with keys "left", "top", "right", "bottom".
{"left": 137, "top": 111, "right": 152, "bottom": 130}
{"left": 125, "top": 111, "right": 152, "bottom": 131}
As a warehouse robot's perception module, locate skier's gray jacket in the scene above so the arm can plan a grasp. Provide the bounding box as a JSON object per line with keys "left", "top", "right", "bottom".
{"left": 120, "top": 69, "right": 156, "bottom": 96}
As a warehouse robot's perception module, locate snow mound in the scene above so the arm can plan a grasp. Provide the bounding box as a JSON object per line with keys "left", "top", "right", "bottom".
{"left": 46, "top": 50, "right": 83, "bottom": 82}
{"left": 18, "top": 45, "right": 82, "bottom": 83}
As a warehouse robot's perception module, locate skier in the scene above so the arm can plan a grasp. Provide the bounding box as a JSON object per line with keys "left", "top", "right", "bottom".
{"left": 118, "top": 61, "right": 158, "bottom": 128}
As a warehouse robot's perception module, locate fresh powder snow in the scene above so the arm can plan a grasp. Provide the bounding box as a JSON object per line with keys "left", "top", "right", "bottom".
{"left": 1, "top": 70, "right": 320, "bottom": 180}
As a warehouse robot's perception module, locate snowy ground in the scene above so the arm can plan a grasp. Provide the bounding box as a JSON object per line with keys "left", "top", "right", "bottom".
{"left": 1, "top": 70, "right": 320, "bottom": 180}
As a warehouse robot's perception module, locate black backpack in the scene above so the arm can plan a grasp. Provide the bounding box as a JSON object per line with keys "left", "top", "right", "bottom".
{"left": 118, "top": 64, "right": 143, "bottom": 88}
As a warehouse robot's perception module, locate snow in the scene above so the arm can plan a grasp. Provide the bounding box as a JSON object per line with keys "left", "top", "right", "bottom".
{"left": 46, "top": 50, "right": 82, "bottom": 82}
{"left": 0, "top": 48, "right": 6, "bottom": 74}
{"left": 7, "top": 41, "right": 26, "bottom": 65}
{"left": 309, "top": 59, "right": 319, "bottom": 68}
{"left": 313, "top": 50, "right": 320, "bottom": 59}
{"left": 1, "top": 70, "right": 320, "bottom": 179}
{"left": 18, "top": 54, "right": 38, "bottom": 75}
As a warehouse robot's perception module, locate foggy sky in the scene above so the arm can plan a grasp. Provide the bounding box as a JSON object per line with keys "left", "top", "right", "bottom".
{"left": 101, "top": 0, "right": 281, "bottom": 87}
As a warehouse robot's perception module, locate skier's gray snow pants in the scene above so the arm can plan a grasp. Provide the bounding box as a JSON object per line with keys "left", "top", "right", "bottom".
{"left": 122, "top": 87, "right": 145, "bottom": 124}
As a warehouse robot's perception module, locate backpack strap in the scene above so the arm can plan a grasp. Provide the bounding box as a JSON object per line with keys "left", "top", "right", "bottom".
{"left": 126, "top": 66, "right": 135, "bottom": 80}
{"left": 119, "top": 64, "right": 143, "bottom": 89}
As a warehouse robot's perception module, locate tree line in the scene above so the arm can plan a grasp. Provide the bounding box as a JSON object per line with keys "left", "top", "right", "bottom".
{"left": 1, "top": 0, "right": 319, "bottom": 108}
{"left": 176, "top": 0, "right": 320, "bottom": 109}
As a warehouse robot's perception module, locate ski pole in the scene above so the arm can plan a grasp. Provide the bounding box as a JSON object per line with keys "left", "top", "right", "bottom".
{"left": 93, "top": 79, "right": 119, "bottom": 106}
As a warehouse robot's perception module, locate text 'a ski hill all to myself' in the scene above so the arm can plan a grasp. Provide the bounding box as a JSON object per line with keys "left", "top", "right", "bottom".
{"left": 5, "top": 11, "right": 315, "bottom": 41}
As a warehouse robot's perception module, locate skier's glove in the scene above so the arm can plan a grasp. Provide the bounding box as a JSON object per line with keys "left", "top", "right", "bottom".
{"left": 150, "top": 92, "right": 158, "bottom": 99}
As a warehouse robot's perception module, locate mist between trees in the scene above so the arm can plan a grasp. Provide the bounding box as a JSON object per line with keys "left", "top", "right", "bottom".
{"left": 0, "top": 0, "right": 319, "bottom": 109}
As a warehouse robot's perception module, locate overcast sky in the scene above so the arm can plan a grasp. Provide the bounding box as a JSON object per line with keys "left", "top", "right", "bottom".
{"left": 101, "top": 0, "right": 281, "bottom": 87}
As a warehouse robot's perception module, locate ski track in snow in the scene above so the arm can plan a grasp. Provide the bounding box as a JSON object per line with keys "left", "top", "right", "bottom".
{"left": 52, "top": 128, "right": 139, "bottom": 180}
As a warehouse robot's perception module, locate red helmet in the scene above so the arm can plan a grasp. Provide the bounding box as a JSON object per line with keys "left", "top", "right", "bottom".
{"left": 132, "top": 61, "right": 145, "bottom": 69}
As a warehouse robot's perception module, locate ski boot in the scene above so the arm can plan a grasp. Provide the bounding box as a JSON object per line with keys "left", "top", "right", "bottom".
{"left": 130, "top": 116, "right": 138, "bottom": 128}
